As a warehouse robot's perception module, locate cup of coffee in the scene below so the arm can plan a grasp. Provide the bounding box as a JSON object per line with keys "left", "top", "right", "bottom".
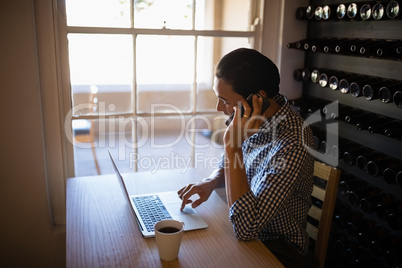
{"left": 154, "top": 219, "right": 185, "bottom": 261}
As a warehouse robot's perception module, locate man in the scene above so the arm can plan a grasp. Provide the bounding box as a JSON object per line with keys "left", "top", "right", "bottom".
{"left": 178, "top": 48, "right": 317, "bottom": 267}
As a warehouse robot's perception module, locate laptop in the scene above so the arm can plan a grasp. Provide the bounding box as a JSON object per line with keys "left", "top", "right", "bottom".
{"left": 107, "top": 149, "right": 208, "bottom": 238}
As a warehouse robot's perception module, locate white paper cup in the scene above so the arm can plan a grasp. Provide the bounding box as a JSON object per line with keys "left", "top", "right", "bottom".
{"left": 154, "top": 219, "right": 185, "bottom": 261}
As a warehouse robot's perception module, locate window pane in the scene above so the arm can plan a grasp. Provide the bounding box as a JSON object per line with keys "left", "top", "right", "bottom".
{"left": 136, "top": 116, "right": 193, "bottom": 172}
{"left": 134, "top": 0, "right": 193, "bottom": 29}
{"left": 195, "top": 0, "right": 252, "bottom": 31}
{"left": 72, "top": 117, "right": 137, "bottom": 176}
{"left": 68, "top": 34, "right": 133, "bottom": 116}
{"left": 196, "top": 36, "right": 252, "bottom": 112}
{"left": 66, "top": 0, "right": 131, "bottom": 28}
{"left": 136, "top": 35, "right": 195, "bottom": 114}
{"left": 190, "top": 115, "right": 224, "bottom": 171}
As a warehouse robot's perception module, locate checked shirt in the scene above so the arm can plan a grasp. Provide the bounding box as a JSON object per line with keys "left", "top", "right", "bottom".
{"left": 225, "top": 94, "right": 315, "bottom": 255}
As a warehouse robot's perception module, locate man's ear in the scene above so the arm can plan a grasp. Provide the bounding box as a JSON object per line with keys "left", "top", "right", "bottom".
{"left": 258, "top": 90, "right": 267, "bottom": 98}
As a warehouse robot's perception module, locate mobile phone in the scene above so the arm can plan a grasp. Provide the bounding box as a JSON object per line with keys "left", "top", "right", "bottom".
{"left": 225, "top": 93, "right": 271, "bottom": 126}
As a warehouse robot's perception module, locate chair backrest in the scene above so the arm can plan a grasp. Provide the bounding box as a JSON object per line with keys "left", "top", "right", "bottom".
{"left": 307, "top": 161, "right": 341, "bottom": 268}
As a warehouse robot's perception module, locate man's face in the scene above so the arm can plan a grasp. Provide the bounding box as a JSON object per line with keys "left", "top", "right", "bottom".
{"left": 213, "top": 77, "right": 243, "bottom": 115}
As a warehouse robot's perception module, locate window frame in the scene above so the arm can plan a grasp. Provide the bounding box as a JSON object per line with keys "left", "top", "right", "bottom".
{"left": 60, "top": 0, "right": 265, "bottom": 176}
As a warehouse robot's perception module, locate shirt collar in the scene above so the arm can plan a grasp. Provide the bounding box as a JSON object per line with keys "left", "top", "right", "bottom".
{"left": 258, "top": 94, "right": 289, "bottom": 134}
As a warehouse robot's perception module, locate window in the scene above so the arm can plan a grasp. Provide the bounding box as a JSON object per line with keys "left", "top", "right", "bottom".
{"left": 61, "top": 0, "right": 264, "bottom": 176}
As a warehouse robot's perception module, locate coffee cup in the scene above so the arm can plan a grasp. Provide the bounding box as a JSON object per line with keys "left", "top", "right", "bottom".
{"left": 154, "top": 219, "right": 185, "bottom": 261}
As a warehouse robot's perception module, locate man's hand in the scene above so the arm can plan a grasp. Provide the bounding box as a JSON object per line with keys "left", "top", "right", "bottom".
{"left": 177, "top": 179, "right": 215, "bottom": 211}
{"left": 224, "top": 95, "right": 265, "bottom": 148}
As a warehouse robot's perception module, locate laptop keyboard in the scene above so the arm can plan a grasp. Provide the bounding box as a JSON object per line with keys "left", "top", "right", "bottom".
{"left": 132, "top": 195, "right": 173, "bottom": 232}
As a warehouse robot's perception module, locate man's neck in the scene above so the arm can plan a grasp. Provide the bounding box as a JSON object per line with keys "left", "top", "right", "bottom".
{"left": 263, "top": 98, "right": 281, "bottom": 119}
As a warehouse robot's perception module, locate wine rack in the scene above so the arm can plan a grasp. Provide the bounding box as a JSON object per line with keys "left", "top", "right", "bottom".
{"left": 289, "top": 0, "right": 402, "bottom": 267}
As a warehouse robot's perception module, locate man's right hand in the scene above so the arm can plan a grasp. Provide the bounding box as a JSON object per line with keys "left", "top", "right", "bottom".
{"left": 177, "top": 179, "right": 215, "bottom": 211}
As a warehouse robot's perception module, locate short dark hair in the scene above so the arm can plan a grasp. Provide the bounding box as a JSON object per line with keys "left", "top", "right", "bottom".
{"left": 215, "top": 48, "right": 280, "bottom": 98}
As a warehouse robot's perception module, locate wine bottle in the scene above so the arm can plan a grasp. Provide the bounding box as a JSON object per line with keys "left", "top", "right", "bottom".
{"left": 393, "top": 90, "right": 402, "bottom": 108}
{"left": 329, "top": 105, "right": 356, "bottom": 120}
{"left": 384, "top": 247, "right": 402, "bottom": 268}
{"left": 359, "top": 40, "right": 387, "bottom": 57}
{"left": 311, "top": 128, "right": 326, "bottom": 151}
{"left": 388, "top": 212, "right": 402, "bottom": 230}
{"left": 348, "top": 184, "right": 377, "bottom": 206}
{"left": 310, "top": 38, "right": 332, "bottom": 53}
{"left": 322, "top": 5, "right": 334, "bottom": 20}
{"left": 352, "top": 257, "right": 386, "bottom": 267}
{"left": 375, "top": 40, "right": 402, "bottom": 59}
{"left": 328, "top": 74, "right": 343, "bottom": 90}
{"left": 367, "top": 157, "right": 396, "bottom": 177}
{"left": 333, "top": 206, "right": 358, "bottom": 229}
{"left": 293, "top": 68, "right": 311, "bottom": 81}
{"left": 318, "top": 70, "right": 343, "bottom": 88}
{"left": 356, "top": 115, "right": 388, "bottom": 131}
{"left": 344, "top": 110, "right": 375, "bottom": 124}
{"left": 386, "top": 0, "right": 401, "bottom": 19}
{"left": 338, "top": 174, "right": 364, "bottom": 196}
{"left": 330, "top": 140, "right": 358, "bottom": 159}
{"left": 371, "top": 234, "right": 401, "bottom": 256}
{"left": 314, "top": 6, "right": 324, "bottom": 20}
{"left": 335, "top": 38, "right": 361, "bottom": 55}
{"left": 350, "top": 77, "right": 381, "bottom": 97}
{"left": 372, "top": 2, "right": 386, "bottom": 20}
{"left": 346, "top": 217, "right": 374, "bottom": 236}
{"left": 356, "top": 151, "right": 382, "bottom": 170}
{"left": 376, "top": 200, "right": 402, "bottom": 221}
{"left": 323, "top": 38, "right": 347, "bottom": 53}
{"left": 359, "top": 3, "right": 372, "bottom": 20}
{"left": 343, "top": 247, "right": 372, "bottom": 263}
{"left": 384, "top": 125, "right": 402, "bottom": 139}
{"left": 367, "top": 157, "right": 400, "bottom": 177}
{"left": 362, "top": 79, "right": 395, "bottom": 100}
{"left": 383, "top": 165, "right": 402, "bottom": 184}
{"left": 339, "top": 75, "right": 368, "bottom": 94}
{"left": 347, "top": 3, "right": 360, "bottom": 19}
{"left": 368, "top": 119, "right": 402, "bottom": 134}
{"left": 295, "top": 7, "right": 308, "bottom": 20}
{"left": 343, "top": 146, "right": 370, "bottom": 166}
{"left": 310, "top": 69, "right": 320, "bottom": 83}
{"left": 305, "top": 5, "right": 315, "bottom": 20}
{"left": 354, "top": 39, "right": 379, "bottom": 56}
{"left": 357, "top": 224, "right": 387, "bottom": 247}
{"left": 334, "top": 238, "right": 359, "bottom": 257}
{"left": 301, "top": 99, "right": 329, "bottom": 118}
{"left": 378, "top": 83, "right": 402, "bottom": 103}
{"left": 287, "top": 39, "right": 308, "bottom": 50}
{"left": 397, "top": 170, "right": 402, "bottom": 187}
{"left": 329, "top": 72, "right": 362, "bottom": 91}
{"left": 336, "top": 4, "right": 347, "bottom": 20}
{"left": 360, "top": 191, "right": 392, "bottom": 213}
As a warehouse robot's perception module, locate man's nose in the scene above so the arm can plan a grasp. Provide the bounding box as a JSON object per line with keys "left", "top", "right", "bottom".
{"left": 216, "top": 99, "right": 225, "bottom": 113}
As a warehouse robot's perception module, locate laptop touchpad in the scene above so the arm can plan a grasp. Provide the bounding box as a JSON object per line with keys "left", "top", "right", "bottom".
{"left": 167, "top": 202, "right": 195, "bottom": 216}
{"left": 166, "top": 202, "right": 208, "bottom": 231}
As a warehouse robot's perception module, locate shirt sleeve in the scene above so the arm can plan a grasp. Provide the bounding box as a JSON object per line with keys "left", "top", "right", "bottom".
{"left": 228, "top": 143, "right": 310, "bottom": 240}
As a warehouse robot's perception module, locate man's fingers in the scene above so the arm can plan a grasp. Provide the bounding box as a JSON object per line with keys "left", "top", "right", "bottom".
{"left": 191, "top": 198, "right": 204, "bottom": 209}
{"left": 178, "top": 184, "right": 193, "bottom": 198}
{"left": 240, "top": 98, "right": 251, "bottom": 118}
{"left": 178, "top": 184, "right": 197, "bottom": 211}
{"left": 251, "top": 95, "right": 262, "bottom": 116}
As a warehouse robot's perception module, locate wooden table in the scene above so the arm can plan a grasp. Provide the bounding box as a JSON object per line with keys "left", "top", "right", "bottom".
{"left": 67, "top": 168, "right": 284, "bottom": 268}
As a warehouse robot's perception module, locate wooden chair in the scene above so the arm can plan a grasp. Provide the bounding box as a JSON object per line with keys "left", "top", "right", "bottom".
{"left": 72, "top": 86, "right": 100, "bottom": 175}
{"left": 307, "top": 161, "right": 341, "bottom": 268}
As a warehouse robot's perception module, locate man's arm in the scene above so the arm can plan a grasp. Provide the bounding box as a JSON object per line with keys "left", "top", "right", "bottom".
{"left": 224, "top": 147, "right": 250, "bottom": 207}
